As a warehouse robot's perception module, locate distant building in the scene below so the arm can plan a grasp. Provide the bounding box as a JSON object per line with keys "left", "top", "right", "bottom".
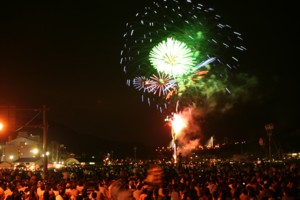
{"left": 1, "top": 132, "right": 41, "bottom": 162}
{"left": 0, "top": 131, "right": 78, "bottom": 169}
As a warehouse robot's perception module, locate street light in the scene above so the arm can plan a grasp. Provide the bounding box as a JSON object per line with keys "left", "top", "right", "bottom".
{"left": 31, "top": 148, "right": 39, "bottom": 157}
{"left": 265, "top": 123, "right": 274, "bottom": 162}
{"left": 0, "top": 106, "right": 48, "bottom": 174}
{"left": 0, "top": 122, "right": 4, "bottom": 161}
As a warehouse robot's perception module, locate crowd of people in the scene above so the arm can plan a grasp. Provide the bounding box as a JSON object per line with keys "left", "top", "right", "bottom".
{"left": 0, "top": 160, "right": 299, "bottom": 200}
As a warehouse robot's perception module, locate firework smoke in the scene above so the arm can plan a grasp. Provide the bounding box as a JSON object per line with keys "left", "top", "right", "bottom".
{"left": 170, "top": 106, "right": 204, "bottom": 157}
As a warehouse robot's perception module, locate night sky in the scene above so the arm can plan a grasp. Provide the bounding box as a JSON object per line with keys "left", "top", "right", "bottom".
{"left": 0, "top": 0, "right": 299, "bottom": 154}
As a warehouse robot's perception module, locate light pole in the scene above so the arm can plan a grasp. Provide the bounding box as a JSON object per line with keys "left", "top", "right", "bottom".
{"left": 265, "top": 123, "right": 274, "bottom": 162}
{"left": 0, "top": 106, "right": 48, "bottom": 177}
{"left": 42, "top": 105, "right": 48, "bottom": 178}
{"left": 0, "top": 122, "right": 3, "bottom": 161}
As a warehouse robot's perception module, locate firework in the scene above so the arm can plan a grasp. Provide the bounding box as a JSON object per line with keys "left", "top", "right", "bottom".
{"left": 133, "top": 76, "right": 150, "bottom": 92}
{"left": 147, "top": 72, "right": 177, "bottom": 97}
{"left": 149, "top": 37, "right": 196, "bottom": 77}
{"left": 121, "top": 0, "right": 245, "bottom": 113}
{"left": 171, "top": 113, "right": 187, "bottom": 135}
{"left": 165, "top": 112, "right": 187, "bottom": 163}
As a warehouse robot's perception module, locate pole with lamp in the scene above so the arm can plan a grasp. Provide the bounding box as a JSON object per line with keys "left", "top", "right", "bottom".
{"left": 265, "top": 123, "right": 274, "bottom": 163}
{"left": 0, "top": 122, "right": 3, "bottom": 161}
{"left": 42, "top": 105, "right": 48, "bottom": 179}
{"left": 0, "top": 106, "right": 48, "bottom": 175}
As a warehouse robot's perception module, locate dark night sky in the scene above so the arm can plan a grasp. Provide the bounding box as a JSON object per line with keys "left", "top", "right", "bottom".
{"left": 0, "top": 0, "right": 299, "bottom": 153}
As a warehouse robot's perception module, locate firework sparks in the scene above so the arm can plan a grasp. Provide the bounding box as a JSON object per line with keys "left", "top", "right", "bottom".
{"left": 147, "top": 72, "right": 177, "bottom": 97}
{"left": 133, "top": 76, "right": 151, "bottom": 92}
{"left": 171, "top": 113, "right": 187, "bottom": 136}
{"left": 121, "top": 0, "right": 247, "bottom": 163}
{"left": 121, "top": 0, "right": 245, "bottom": 113}
{"left": 149, "top": 37, "right": 196, "bottom": 77}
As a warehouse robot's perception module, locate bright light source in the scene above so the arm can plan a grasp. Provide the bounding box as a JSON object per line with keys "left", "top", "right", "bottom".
{"left": 31, "top": 148, "right": 39, "bottom": 155}
{"left": 0, "top": 122, "right": 3, "bottom": 130}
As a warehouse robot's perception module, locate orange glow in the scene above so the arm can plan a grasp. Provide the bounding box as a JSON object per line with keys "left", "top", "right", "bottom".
{"left": 196, "top": 70, "right": 209, "bottom": 75}
{"left": 171, "top": 113, "right": 186, "bottom": 135}
{"left": 165, "top": 88, "right": 177, "bottom": 100}
{"left": 0, "top": 122, "right": 3, "bottom": 131}
{"left": 189, "top": 70, "right": 209, "bottom": 81}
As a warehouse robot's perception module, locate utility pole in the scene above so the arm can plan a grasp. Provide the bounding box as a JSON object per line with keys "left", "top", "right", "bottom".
{"left": 0, "top": 105, "right": 49, "bottom": 178}
{"left": 42, "top": 105, "right": 48, "bottom": 178}
{"left": 265, "top": 123, "right": 274, "bottom": 163}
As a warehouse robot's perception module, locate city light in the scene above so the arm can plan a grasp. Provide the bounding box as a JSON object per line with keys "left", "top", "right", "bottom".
{"left": 31, "top": 148, "right": 39, "bottom": 155}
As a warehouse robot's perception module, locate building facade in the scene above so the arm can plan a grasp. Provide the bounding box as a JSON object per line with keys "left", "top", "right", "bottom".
{"left": 1, "top": 132, "right": 41, "bottom": 162}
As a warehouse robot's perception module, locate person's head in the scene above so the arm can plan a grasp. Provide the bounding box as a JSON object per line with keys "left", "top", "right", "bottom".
{"left": 30, "top": 175, "right": 37, "bottom": 184}
{"left": 91, "top": 192, "right": 97, "bottom": 199}
{"left": 43, "top": 190, "right": 50, "bottom": 200}
{"left": 110, "top": 180, "right": 133, "bottom": 200}
{"left": 58, "top": 187, "right": 65, "bottom": 196}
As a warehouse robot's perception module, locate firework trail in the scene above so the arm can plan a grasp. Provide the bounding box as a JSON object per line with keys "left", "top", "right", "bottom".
{"left": 120, "top": 0, "right": 245, "bottom": 114}
{"left": 121, "top": 0, "right": 250, "bottom": 159}
{"left": 167, "top": 106, "right": 204, "bottom": 159}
